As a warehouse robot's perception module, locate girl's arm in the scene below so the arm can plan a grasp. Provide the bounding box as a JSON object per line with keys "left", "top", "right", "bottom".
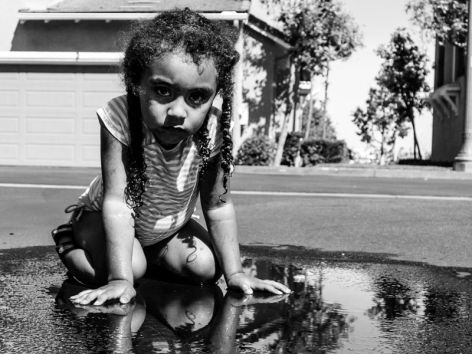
{"left": 71, "top": 125, "right": 136, "bottom": 305}
{"left": 199, "top": 157, "right": 291, "bottom": 295}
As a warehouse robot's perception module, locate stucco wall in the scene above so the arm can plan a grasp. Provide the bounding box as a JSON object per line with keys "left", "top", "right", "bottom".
{"left": 430, "top": 42, "right": 466, "bottom": 163}
{"left": 11, "top": 21, "right": 132, "bottom": 52}
{"left": 244, "top": 26, "right": 284, "bottom": 136}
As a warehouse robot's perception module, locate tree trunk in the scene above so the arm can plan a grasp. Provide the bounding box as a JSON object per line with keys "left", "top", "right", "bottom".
{"left": 292, "top": 67, "right": 301, "bottom": 132}
{"left": 274, "top": 61, "right": 296, "bottom": 166}
{"left": 380, "top": 127, "right": 385, "bottom": 165}
{"left": 410, "top": 114, "right": 422, "bottom": 160}
{"left": 322, "top": 64, "right": 330, "bottom": 140}
{"left": 304, "top": 75, "right": 316, "bottom": 140}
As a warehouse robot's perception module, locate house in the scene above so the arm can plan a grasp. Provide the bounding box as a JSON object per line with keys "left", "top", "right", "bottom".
{"left": 430, "top": 34, "right": 472, "bottom": 172}
{"left": 429, "top": 41, "right": 466, "bottom": 166}
{"left": 0, "top": 0, "right": 290, "bottom": 167}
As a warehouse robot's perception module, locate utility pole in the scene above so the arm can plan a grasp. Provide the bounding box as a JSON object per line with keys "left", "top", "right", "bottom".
{"left": 454, "top": 0, "right": 472, "bottom": 171}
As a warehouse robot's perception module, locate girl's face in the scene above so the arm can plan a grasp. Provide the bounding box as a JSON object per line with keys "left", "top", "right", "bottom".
{"left": 139, "top": 51, "right": 218, "bottom": 149}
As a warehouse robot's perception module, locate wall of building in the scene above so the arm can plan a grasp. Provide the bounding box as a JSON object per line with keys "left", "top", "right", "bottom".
{"left": 430, "top": 42, "right": 466, "bottom": 163}
{"left": 431, "top": 43, "right": 466, "bottom": 163}
{"left": 11, "top": 21, "right": 132, "bottom": 52}
{"left": 243, "top": 27, "right": 282, "bottom": 137}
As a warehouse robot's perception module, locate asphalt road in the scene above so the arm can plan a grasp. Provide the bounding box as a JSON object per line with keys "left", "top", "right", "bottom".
{"left": 1, "top": 167, "right": 472, "bottom": 269}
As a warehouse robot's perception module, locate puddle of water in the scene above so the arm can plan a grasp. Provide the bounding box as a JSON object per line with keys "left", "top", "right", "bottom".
{"left": 2, "top": 246, "right": 472, "bottom": 353}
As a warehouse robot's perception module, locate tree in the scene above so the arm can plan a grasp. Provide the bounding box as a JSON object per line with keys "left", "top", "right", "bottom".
{"left": 376, "top": 28, "right": 430, "bottom": 160}
{"left": 406, "top": 0, "right": 467, "bottom": 48}
{"left": 352, "top": 86, "right": 408, "bottom": 164}
{"left": 302, "top": 103, "right": 337, "bottom": 140}
{"left": 271, "top": 0, "right": 362, "bottom": 166}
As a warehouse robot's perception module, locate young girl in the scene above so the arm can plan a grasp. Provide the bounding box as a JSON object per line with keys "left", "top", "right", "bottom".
{"left": 51, "top": 8, "right": 291, "bottom": 305}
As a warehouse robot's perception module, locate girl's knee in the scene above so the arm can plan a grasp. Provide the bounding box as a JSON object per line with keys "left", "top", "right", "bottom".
{"left": 158, "top": 235, "right": 219, "bottom": 283}
{"left": 183, "top": 245, "right": 217, "bottom": 282}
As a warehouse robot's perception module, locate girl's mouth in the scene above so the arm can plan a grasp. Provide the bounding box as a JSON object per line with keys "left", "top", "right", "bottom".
{"left": 164, "top": 116, "right": 186, "bottom": 127}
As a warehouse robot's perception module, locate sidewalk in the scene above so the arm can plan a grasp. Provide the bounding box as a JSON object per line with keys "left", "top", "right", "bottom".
{"left": 236, "top": 163, "right": 472, "bottom": 180}
{"left": 1, "top": 163, "right": 472, "bottom": 184}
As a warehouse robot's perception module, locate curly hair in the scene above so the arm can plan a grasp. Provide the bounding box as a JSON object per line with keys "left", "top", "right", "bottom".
{"left": 121, "top": 8, "right": 239, "bottom": 217}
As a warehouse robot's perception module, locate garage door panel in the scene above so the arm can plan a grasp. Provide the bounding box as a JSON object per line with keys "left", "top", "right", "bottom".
{"left": 83, "top": 91, "right": 122, "bottom": 107}
{"left": 0, "top": 75, "right": 21, "bottom": 89}
{"left": 78, "top": 108, "right": 100, "bottom": 120}
{"left": 24, "top": 82, "right": 76, "bottom": 91}
{"left": 23, "top": 133, "right": 80, "bottom": 144}
{"left": 25, "top": 144, "right": 75, "bottom": 161}
{"left": 0, "top": 91, "right": 20, "bottom": 106}
{"left": 0, "top": 72, "right": 20, "bottom": 80}
{"left": 0, "top": 118, "right": 20, "bottom": 132}
{"left": 25, "top": 91, "right": 76, "bottom": 107}
{"left": 81, "top": 117, "right": 100, "bottom": 134}
{"left": 0, "top": 134, "right": 22, "bottom": 143}
{"left": 0, "top": 107, "right": 21, "bottom": 116}
{"left": 82, "top": 145, "right": 100, "bottom": 161}
{"left": 25, "top": 72, "right": 75, "bottom": 81}
{"left": 23, "top": 109, "right": 77, "bottom": 118}
{"left": 0, "top": 144, "right": 19, "bottom": 160}
{"left": 25, "top": 117, "right": 75, "bottom": 134}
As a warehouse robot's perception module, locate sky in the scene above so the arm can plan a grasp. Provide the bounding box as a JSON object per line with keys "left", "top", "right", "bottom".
{"left": 325, "top": 0, "right": 435, "bottom": 158}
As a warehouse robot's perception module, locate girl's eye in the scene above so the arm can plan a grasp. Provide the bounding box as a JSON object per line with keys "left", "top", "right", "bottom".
{"left": 154, "top": 86, "right": 172, "bottom": 97}
{"left": 188, "top": 91, "right": 208, "bottom": 106}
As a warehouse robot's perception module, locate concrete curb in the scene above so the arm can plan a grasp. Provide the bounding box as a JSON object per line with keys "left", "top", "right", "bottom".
{"left": 234, "top": 164, "right": 472, "bottom": 180}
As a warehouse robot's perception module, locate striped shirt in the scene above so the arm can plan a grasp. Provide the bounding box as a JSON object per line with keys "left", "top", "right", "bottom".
{"left": 77, "top": 95, "right": 222, "bottom": 246}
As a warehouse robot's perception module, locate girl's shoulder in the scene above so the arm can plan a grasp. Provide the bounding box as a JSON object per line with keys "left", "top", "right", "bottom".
{"left": 96, "top": 95, "right": 130, "bottom": 146}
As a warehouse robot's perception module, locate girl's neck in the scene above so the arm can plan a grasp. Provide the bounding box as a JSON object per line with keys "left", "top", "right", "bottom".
{"left": 155, "top": 135, "right": 188, "bottom": 153}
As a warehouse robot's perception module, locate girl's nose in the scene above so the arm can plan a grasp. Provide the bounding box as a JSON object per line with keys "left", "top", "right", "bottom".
{"left": 167, "top": 96, "right": 187, "bottom": 120}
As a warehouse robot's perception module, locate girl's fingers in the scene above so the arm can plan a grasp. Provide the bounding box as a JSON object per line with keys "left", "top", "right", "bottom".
{"left": 70, "top": 289, "right": 93, "bottom": 299}
{"left": 263, "top": 280, "right": 291, "bottom": 294}
{"left": 252, "top": 280, "right": 291, "bottom": 295}
{"left": 257, "top": 283, "right": 283, "bottom": 295}
{"left": 93, "top": 294, "right": 110, "bottom": 306}
{"left": 241, "top": 284, "right": 253, "bottom": 295}
{"left": 119, "top": 288, "right": 135, "bottom": 304}
{"left": 92, "top": 288, "right": 123, "bottom": 305}
{"left": 77, "top": 292, "right": 100, "bottom": 305}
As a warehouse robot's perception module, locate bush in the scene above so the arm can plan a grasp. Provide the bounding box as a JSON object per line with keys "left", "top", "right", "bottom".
{"left": 281, "top": 132, "right": 304, "bottom": 166}
{"left": 235, "top": 136, "right": 277, "bottom": 166}
{"left": 300, "top": 139, "right": 348, "bottom": 166}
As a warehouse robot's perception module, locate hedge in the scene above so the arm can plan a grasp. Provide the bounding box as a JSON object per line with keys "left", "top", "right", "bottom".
{"left": 235, "top": 134, "right": 348, "bottom": 166}
{"left": 300, "top": 139, "right": 348, "bottom": 166}
{"left": 235, "top": 135, "right": 277, "bottom": 166}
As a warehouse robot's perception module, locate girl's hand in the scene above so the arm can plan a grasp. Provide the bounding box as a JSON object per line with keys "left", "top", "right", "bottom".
{"left": 69, "top": 279, "right": 136, "bottom": 306}
{"left": 226, "top": 272, "right": 291, "bottom": 295}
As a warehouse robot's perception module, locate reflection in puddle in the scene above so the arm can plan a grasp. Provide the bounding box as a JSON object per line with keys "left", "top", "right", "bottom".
{"left": 2, "top": 246, "right": 472, "bottom": 353}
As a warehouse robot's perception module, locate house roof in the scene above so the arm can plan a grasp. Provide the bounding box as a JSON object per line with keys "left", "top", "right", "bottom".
{"left": 21, "top": 0, "right": 251, "bottom": 14}
{"left": 17, "top": 0, "right": 290, "bottom": 48}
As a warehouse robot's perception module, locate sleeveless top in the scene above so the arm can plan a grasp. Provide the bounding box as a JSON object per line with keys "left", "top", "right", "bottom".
{"left": 77, "top": 95, "right": 223, "bottom": 246}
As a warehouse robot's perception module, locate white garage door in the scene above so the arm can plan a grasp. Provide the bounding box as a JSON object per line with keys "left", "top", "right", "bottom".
{"left": 0, "top": 65, "right": 123, "bottom": 167}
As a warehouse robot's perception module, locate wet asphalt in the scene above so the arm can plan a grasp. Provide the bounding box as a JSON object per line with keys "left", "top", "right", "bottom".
{"left": 1, "top": 165, "right": 472, "bottom": 353}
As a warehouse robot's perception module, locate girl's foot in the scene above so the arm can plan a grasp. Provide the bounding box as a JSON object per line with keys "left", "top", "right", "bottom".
{"left": 51, "top": 223, "right": 76, "bottom": 261}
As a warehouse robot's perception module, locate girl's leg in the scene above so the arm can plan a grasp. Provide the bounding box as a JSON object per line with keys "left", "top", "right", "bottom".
{"left": 53, "top": 210, "right": 147, "bottom": 286}
{"left": 144, "top": 218, "right": 221, "bottom": 285}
